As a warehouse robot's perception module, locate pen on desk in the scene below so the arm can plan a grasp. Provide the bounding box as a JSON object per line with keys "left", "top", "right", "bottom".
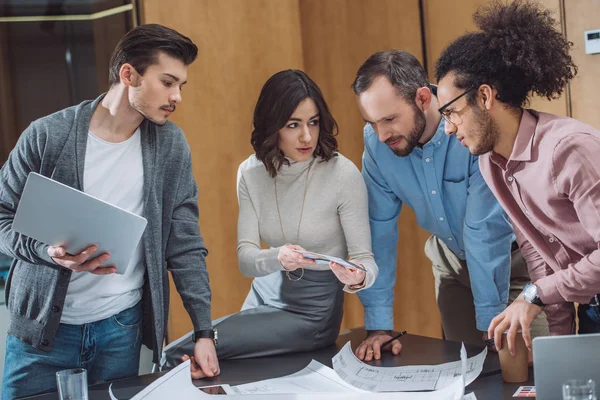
{"left": 381, "top": 330, "right": 407, "bottom": 348}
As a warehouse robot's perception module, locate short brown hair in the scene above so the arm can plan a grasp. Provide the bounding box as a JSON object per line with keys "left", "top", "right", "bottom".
{"left": 352, "top": 50, "right": 429, "bottom": 103}
{"left": 108, "top": 24, "right": 198, "bottom": 87}
{"left": 251, "top": 70, "right": 338, "bottom": 178}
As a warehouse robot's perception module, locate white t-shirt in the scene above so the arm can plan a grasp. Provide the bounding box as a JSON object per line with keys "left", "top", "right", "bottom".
{"left": 60, "top": 128, "right": 146, "bottom": 324}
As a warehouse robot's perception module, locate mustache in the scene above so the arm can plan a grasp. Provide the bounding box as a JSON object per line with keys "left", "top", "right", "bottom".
{"left": 160, "top": 104, "right": 176, "bottom": 112}
{"left": 385, "top": 135, "right": 404, "bottom": 145}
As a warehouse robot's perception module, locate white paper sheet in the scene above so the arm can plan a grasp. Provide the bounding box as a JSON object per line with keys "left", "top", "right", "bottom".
{"left": 110, "top": 359, "right": 466, "bottom": 400}
{"left": 109, "top": 345, "right": 481, "bottom": 400}
{"left": 231, "top": 359, "right": 369, "bottom": 394}
{"left": 109, "top": 360, "right": 204, "bottom": 400}
{"left": 332, "top": 341, "right": 487, "bottom": 392}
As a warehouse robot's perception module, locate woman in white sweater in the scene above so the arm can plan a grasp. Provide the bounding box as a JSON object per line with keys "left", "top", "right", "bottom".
{"left": 164, "top": 70, "right": 378, "bottom": 373}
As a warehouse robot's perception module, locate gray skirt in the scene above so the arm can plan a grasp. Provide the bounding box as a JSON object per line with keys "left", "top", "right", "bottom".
{"left": 162, "top": 269, "right": 344, "bottom": 367}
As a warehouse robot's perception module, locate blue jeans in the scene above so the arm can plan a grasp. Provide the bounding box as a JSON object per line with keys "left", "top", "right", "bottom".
{"left": 578, "top": 302, "right": 600, "bottom": 334}
{"left": 1, "top": 302, "right": 142, "bottom": 400}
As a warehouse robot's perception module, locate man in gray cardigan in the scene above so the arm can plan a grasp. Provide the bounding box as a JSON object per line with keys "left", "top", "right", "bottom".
{"left": 0, "top": 24, "right": 218, "bottom": 399}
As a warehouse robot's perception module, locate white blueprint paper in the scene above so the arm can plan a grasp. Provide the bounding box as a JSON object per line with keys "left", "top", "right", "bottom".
{"left": 110, "top": 359, "right": 467, "bottom": 400}
{"left": 332, "top": 341, "right": 487, "bottom": 392}
{"left": 109, "top": 361, "right": 200, "bottom": 400}
{"left": 231, "top": 359, "right": 369, "bottom": 394}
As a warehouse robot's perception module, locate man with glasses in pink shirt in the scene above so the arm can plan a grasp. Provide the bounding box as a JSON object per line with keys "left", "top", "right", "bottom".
{"left": 435, "top": 0, "right": 600, "bottom": 355}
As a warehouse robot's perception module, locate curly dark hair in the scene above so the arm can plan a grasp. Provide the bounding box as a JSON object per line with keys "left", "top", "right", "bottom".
{"left": 435, "top": 0, "right": 577, "bottom": 109}
{"left": 251, "top": 70, "right": 338, "bottom": 178}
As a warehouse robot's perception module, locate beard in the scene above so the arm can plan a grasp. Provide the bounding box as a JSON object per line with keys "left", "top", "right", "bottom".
{"left": 469, "top": 106, "right": 500, "bottom": 156}
{"left": 388, "top": 104, "right": 427, "bottom": 157}
{"left": 129, "top": 98, "right": 173, "bottom": 126}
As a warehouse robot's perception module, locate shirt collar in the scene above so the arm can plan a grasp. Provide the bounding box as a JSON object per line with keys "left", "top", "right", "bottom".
{"left": 490, "top": 109, "right": 538, "bottom": 165}
{"left": 422, "top": 118, "right": 447, "bottom": 147}
{"left": 511, "top": 109, "right": 538, "bottom": 162}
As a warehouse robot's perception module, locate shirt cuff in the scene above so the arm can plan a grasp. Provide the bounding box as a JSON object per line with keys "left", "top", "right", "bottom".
{"left": 261, "top": 247, "right": 288, "bottom": 274}
{"left": 37, "top": 243, "right": 59, "bottom": 266}
{"left": 537, "top": 270, "right": 600, "bottom": 305}
{"left": 475, "top": 304, "right": 506, "bottom": 331}
{"left": 344, "top": 280, "right": 366, "bottom": 294}
{"left": 363, "top": 305, "right": 394, "bottom": 331}
{"left": 536, "top": 274, "right": 572, "bottom": 305}
{"left": 191, "top": 318, "right": 213, "bottom": 332}
{"left": 343, "top": 259, "right": 375, "bottom": 293}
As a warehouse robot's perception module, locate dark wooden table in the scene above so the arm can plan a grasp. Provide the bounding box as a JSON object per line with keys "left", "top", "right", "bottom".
{"left": 25, "top": 328, "right": 534, "bottom": 399}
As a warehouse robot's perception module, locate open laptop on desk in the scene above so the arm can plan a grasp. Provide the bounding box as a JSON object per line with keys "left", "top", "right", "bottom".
{"left": 12, "top": 172, "right": 147, "bottom": 274}
{"left": 533, "top": 333, "right": 600, "bottom": 399}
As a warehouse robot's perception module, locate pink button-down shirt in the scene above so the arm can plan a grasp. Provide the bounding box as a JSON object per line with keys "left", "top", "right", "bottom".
{"left": 479, "top": 110, "right": 600, "bottom": 335}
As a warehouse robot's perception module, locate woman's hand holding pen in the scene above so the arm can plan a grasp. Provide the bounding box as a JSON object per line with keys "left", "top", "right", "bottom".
{"left": 277, "top": 244, "right": 315, "bottom": 271}
{"left": 329, "top": 261, "right": 366, "bottom": 286}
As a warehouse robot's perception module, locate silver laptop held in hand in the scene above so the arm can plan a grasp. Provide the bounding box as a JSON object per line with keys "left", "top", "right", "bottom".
{"left": 12, "top": 172, "right": 147, "bottom": 274}
{"left": 533, "top": 333, "right": 600, "bottom": 399}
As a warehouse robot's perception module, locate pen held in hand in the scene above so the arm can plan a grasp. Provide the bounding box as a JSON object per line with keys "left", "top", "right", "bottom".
{"left": 381, "top": 330, "right": 407, "bottom": 349}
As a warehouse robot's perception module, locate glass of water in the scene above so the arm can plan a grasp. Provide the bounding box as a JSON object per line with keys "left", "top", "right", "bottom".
{"left": 562, "top": 379, "right": 597, "bottom": 400}
{"left": 56, "top": 368, "right": 89, "bottom": 400}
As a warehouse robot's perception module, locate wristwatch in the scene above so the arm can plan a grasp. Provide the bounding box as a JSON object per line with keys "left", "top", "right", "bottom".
{"left": 192, "top": 329, "right": 218, "bottom": 345}
{"left": 522, "top": 282, "right": 545, "bottom": 307}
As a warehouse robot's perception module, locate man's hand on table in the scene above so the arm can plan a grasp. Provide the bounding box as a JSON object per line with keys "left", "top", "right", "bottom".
{"left": 355, "top": 330, "right": 403, "bottom": 361}
{"left": 181, "top": 339, "right": 220, "bottom": 379}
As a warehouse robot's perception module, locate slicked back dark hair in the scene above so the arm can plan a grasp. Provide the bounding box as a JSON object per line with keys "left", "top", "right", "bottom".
{"left": 435, "top": 0, "right": 577, "bottom": 109}
{"left": 251, "top": 70, "right": 338, "bottom": 178}
{"left": 109, "top": 24, "right": 198, "bottom": 86}
{"left": 352, "top": 50, "right": 429, "bottom": 103}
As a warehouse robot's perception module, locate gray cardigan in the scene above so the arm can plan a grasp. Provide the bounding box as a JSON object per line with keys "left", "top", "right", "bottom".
{"left": 0, "top": 95, "right": 212, "bottom": 362}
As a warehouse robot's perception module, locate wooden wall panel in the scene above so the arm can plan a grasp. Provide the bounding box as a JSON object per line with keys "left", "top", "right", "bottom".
{"left": 142, "top": 0, "right": 305, "bottom": 341}
{"left": 423, "top": 0, "right": 568, "bottom": 116}
{"left": 299, "top": 0, "right": 441, "bottom": 339}
{"left": 92, "top": 15, "right": 132, "bottom": 93}
{"left": 565, "top": 0, "right": 600, "bottom": 129}
{"left": 147, "top": 0, "right": 592, "bottom": 344}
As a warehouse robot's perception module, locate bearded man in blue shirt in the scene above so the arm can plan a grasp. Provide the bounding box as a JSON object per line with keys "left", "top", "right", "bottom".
{"left": 351, "top": 50, "right": 548, "bottom": 361}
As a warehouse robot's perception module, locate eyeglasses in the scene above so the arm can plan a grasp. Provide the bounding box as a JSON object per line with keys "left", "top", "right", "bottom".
{"left": 438, "top": 87, "right": 476, "bottom": 126}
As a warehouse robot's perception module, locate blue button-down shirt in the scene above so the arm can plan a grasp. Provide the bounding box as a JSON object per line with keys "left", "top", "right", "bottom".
{"left": 358, "top": 121, "right": 515, "bottom": 331}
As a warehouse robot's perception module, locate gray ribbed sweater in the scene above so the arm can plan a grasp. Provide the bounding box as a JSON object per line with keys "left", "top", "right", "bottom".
{"left": 236, "top": 153, "right": 378, "bottom": 291}
{"left": 0, "top": 95, "right": 211, "bottom": 363}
